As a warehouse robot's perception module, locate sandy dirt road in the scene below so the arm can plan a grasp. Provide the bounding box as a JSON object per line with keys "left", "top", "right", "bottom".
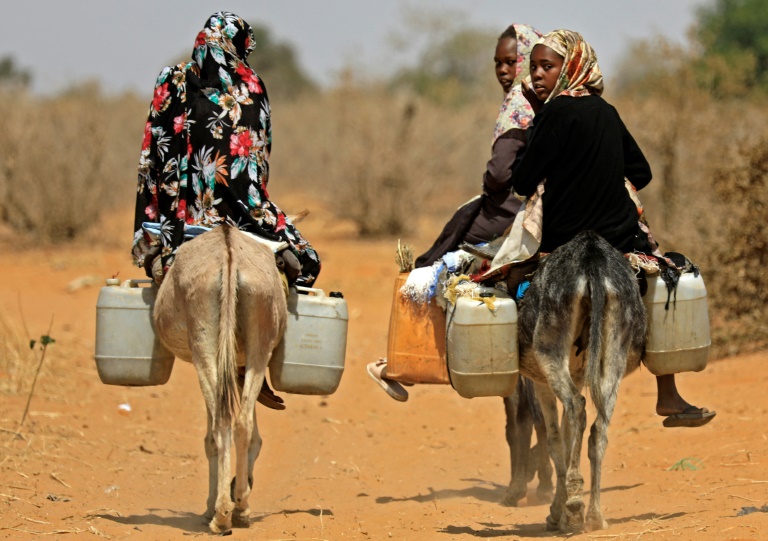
{"left": 0, "top": 206, "right": 766, "bottom": 541}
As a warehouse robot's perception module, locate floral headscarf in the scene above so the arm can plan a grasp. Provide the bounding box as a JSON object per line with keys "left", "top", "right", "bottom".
{"left": 493, "top": 24, "right": 543, "bottom": 143}
{"left": 538, "top": 29, "right": 604, "bottom": 103}
{"left": 133, "top": 11, "right": 320, "bottom": 284}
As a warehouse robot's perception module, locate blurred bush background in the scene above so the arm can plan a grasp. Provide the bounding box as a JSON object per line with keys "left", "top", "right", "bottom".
{"left": 0, "top": 0, "right": 766, "bottom": 358}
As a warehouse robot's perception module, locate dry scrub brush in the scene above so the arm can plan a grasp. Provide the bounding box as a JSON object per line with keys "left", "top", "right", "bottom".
{"left": 707, "top": 138, "right": 768, "bottom": 356}
{"left": 271, "top": 80, "right": 499, "bottom": 236}
{"left": 0, "top": 86, "right": 145, "bottom": 242}
{"left": 615, "top": 91, "right": 768, "bottom": 357}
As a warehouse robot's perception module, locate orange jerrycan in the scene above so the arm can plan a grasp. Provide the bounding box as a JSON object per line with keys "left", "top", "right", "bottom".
{"left": 385, "top": 273, "right": 449, "bottom": 384}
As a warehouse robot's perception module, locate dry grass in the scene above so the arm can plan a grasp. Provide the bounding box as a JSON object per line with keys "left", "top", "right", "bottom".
{"left": 0, "top": 314, "right": 36, "bottom": 395}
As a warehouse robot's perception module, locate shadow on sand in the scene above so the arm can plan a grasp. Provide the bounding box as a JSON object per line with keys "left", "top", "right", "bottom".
{"left": 95, "top": 506, "right": 334, "bottom": 533}
{"left": 436, "top": 509, "right": 687, "bottom": 538}
{"left": 375, "top": 478, "right": 509, "bottom": 506}
{"left": 94, "top": 509, "right": 208, "bottom": 534}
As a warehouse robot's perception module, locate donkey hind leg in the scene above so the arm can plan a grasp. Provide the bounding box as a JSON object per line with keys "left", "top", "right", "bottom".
{"left": 538, "top": 366, "right": 587, "bottom": 532}
{"left": 561, "top": 388, "right": 588, "bottom": 532}
{"left": 585, "top": 327, "right": 630, "bottom": 531}
{"left": 190, "top": 334, "right": 235, "bottom": 533}
{"left": 231, "top": 364, "right": 264, "bottom": 527}
{"left": 203, "top": 412, "right": 217, "bottom": 521}
{"left": 533, "top": 315, "right": 588, "bottom": 530}
{"left": 501, "top": 379, "right": 534, "bottom": 507}
{"left": 533, "top": 382, "right": 567, "bottom": 531}
{"left": 232, "top": 279, "right": 283, "bottom": 528}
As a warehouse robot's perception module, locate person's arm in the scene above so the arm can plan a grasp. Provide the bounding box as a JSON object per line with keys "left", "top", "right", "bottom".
{"left": 483, "top": 129, "right": 526, "bottom": 195}
{"left": 510, "top": 109, "right": 559, "bottom": 197}
{"left": 132, "top": 66, "right": 187, "bottom": 270}
{"left": 620, "top": 116, "right": 652, "bottom": 190}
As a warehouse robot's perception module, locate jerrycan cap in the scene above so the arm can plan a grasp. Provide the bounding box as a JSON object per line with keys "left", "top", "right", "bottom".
{"left": 105, "top": 278, "right": 121, "bottom": 286}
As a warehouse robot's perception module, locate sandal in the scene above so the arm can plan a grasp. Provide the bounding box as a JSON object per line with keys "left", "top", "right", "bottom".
{"left": 257, "top": 382, "right": 286, "bottom": 411}
{"left": 662, "top": 406, "right": 716, "bottom": 428}
{"left": 367, "top": 359, "right": 408, "bottom": 402}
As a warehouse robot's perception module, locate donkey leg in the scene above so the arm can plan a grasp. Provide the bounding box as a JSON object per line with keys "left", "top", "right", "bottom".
{"left": 534, "top": 382, "right": 568, "bottom": 531}
{"left": 203, "top": 411, "right": 217, "bottom": 520}
{"left": 585, "top": 351, "right": 626, "bottom": 531}
{"left": 191, "top": 341, "right": 235, "bottom": 534}
{"left": 210, "top": 416, "right": 234, "bottom": 533}
{"left": 586, "top": 412, "right": 611, "bottom": 532}
{"left": 561, "top": 391, "right": 588, "bottom": 531}
{"left": 232, "top": 366, "right": 264, "bottom": 527}
{"left": 501, "top": 382, "right": 533, "bottom": 507}
{"left": 539, "top": 362, "right": 586, "bottom": 531}
{"left": 532, "top": 420, "right": 554, "bottom": 502}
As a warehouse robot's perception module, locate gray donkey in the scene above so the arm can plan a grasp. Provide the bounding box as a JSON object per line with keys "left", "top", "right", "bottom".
{"left": 517, "top": 230, "right": 646, "bottom": 532}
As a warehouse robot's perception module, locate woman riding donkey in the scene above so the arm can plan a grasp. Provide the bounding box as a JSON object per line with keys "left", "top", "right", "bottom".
{"left": 132, "top": 11, "right": 320, "bottom": 409}
{"left": 510, "top": 29, "right": 715, "bottom": 428}
{"left": 132, "top": 11, "right": 320, "bottom": 289}
{"left": 368, "top": 23, "right": 544, "bottom": 400}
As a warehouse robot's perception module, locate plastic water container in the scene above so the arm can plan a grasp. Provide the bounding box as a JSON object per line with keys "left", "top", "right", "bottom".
{"left": 95, "top": 278, "right": 175, "bottom": 386}
{"left": 385, "top": 273, "right": 449, "bottom": 384}
{"left": 643, "top": 272, "right": 711, "bottom": 375}
{"left": 446, "top": 286, "right": 519, "bottom": 398}
{"left": 269, "top": 286, "right": 348, "bottom": 395}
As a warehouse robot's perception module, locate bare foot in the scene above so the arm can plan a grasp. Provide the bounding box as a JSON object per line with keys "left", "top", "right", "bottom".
{"left": 655, "top": 374, "right": 711, "bottom": 416}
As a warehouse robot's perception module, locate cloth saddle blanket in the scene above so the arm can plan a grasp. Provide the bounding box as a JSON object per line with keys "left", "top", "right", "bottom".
{"left": 141, "top": 222, "right": 289, "bottom": 253}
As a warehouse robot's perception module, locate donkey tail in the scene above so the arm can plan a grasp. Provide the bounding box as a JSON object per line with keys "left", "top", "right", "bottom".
{"left": 586, "top": 267, "right": 606, "bottom": 412}
{"left": 216, "top": 225, "right": 240, "bottom": 428}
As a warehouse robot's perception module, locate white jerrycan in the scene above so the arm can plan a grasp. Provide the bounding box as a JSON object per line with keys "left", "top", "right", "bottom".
{"left": 269, "top": 286, "right": 348, "bottom": 395}
{"left": 94, "top": 279, "right": 175, "bottom": 386}
{"left": 446, "top": 285, "right": 519, "bottom": 398}
{"left": 643, "top": 272, "right": 711, "bottom": 375}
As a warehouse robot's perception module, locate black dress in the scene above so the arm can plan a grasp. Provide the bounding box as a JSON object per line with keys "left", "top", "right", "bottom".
{"left": 511, "top": 95, "right": 652, "bottom": 254}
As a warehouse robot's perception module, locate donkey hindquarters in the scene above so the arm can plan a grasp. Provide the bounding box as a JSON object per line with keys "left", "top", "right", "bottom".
{"left": 517, "top": 231, "right": 645, "bottom": 532}
{"left": 154, "top": 225, "right": 287, "bottom": 533}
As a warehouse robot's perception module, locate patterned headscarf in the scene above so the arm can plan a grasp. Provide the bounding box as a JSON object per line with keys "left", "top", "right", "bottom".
{"left": 493, "top": 24, "right": 543, "bottom": 143}
{"left": 537, "top": 29, "right": 603, "bottom": 103}
{"left": 133, "top": 12, "right": 320, "bottom": 283}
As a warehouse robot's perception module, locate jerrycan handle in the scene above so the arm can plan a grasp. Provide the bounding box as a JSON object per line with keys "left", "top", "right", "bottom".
{"left": 295, "top": 285, "right": 325, "bottom": 298}
{"left": 121, "top": 279, "right": 155, "bottom": 288}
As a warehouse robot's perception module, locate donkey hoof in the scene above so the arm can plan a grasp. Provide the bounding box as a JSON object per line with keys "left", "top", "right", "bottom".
{"left": 232, "top": 508, "right": 251, "bottom": 528}
{"left": 208, "top": 520, "right": 232, "bottom": 535}
{"left": 545, "top": 514, "right": 560, "bottom": 531}
{"left": 209, "top": 503, "right": 234, "bottom": 534}
{"left": 586, "top": 511, "right": 608, "bottom": 531}
{"left": 500, "top": 485, "right": 526, "bottom": 507}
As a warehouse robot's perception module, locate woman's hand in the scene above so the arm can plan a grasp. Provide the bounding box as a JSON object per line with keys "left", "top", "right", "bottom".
{"left": 522, "top": 79, "right": 543, "bottom": 114}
